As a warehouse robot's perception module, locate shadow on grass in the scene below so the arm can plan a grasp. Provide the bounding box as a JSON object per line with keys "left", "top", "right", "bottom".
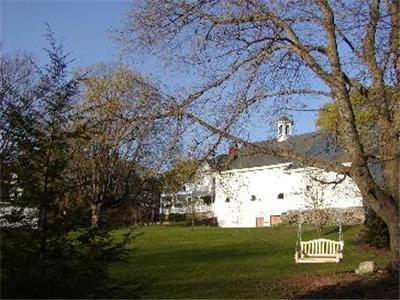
{"left": 128, "top": 240, "right": 294, "bottom": 266}
{"left": 324, "top": 225, "right": 352, "bottom": 236}
{"left": 297, "top": 271, "right": 399, "bottom": 299}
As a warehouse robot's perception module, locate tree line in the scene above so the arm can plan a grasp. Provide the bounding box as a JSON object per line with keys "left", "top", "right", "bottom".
{"left": 0, "top": 28, "right": 175, "bottom": 298}
{"left": 0, "top": 32, "right": 175, "bottom": 229}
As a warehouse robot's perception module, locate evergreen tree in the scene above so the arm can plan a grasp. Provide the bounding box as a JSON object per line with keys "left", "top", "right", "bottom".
{"left": 1, "top": 27, "right": 135, "bottom": 299}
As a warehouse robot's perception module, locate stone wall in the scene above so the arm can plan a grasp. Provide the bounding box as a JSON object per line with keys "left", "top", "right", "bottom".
{"left": 281, "top": 206, "right": 365, "bottom": 226}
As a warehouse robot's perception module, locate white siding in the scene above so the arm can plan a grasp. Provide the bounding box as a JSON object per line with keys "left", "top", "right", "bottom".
{"left": 213, "top": 164, "right": 363, "bottom": 228}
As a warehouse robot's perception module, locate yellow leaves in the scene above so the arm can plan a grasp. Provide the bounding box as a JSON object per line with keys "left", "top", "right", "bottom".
{"left": 80, "top": 65, "right": 142, "bottom": 127}
{"left": 162, "top": 161, "right": 199, "bottom": 193}
{"left": 316, "top": 103, "right": 340, "bottom": 136}
{"left": 316, "top": 86, "right": 397, "bottom": 148}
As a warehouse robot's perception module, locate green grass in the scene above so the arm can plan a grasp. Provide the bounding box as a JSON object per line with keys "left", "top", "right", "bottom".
{"left": 110, "top": 225, "right": 389, "bottom": 299}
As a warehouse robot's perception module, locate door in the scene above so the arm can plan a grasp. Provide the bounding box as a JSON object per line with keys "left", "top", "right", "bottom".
{"left": 256, "top": 217, "right": 264, "bottom": 227}
{"left": 270, "top": 215, "right": 282, "bottom": 225}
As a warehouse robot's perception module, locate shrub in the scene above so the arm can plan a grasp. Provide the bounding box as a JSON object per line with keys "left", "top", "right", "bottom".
{"left": 194, "top": 216, "right": 218, "bottom": 226}
{"left": 167, "top": 213, "right": 188, "bottom": 222}
{"left": 161, "top": 213, "right": 218, "bottom": 226}
{"left": 364, "top": 209, "right": 390, "bottom": 248}
{"left": 0, "top": 227, "right": 137, "bottom": 299}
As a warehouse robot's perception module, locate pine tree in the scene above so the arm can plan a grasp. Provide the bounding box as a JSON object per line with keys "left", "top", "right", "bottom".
{"left": 1, "top": 27, "right": 135, "bottom": 299}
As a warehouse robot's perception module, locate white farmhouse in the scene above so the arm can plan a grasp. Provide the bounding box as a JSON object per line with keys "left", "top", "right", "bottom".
{"left": 161, "top": 117, "right": 364, "bottom": 227}
{"left": 160, "top": 162, "right": 216, "bottom": 217}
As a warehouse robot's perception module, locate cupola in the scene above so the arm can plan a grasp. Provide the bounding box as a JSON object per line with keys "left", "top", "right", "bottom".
{"left": 277, "top": 116, "right": 294, "bottom": 142}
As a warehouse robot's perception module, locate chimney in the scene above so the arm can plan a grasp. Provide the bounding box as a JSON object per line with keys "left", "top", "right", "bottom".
{"left": 228, "top": 143, "right": 238, "bottom": 158}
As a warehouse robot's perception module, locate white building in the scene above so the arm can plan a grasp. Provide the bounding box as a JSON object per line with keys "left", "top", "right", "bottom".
{"left": 0, "top": 174, "right": 38, "bottom": 228}
{"left": 161, "top": 117, "right": 364, "bottom": 227}
{"left": 160, "top": 162, "right": 215, "bottom": 216}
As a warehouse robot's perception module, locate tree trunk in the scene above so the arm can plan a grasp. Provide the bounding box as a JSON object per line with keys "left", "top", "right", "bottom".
{"left": 369, "top": 203, "right": 399, "bottom": 271}
{"left": 387, "top": 219, "right": 400, "bottom": 271}
{"left": 191, "top": 201, "right": 195, "bottom": 231}
{"left": 354, "top": 173, "right": 399, "bottom": 271}
{"left": 39, "top": 201, "right": 48, "bottom": 259}
{"left": 90, "top": 203, "right": 102, "bottom": 228}
{"left": 40, "top": 153, "right": 51, "bottom": 259}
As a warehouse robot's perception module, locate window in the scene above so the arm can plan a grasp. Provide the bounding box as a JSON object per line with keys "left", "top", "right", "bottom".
{"left": 225, "top": 197, "right": 231, "bottom": 203}
{"left": 277, "top": 193, "right": 284, "bottom": 199}
{"left": 285, "top": 125, "right": 290, "bottom": 135}
{"left": 201, "top": 196, "right": 212, "bottom": 206}
{"left": 162, "top": 196, "right": 172, "bottom": 208}
{"left": 250, "top": 195, "right": 257, "bottom": 201}
{"left": 306, "top": 185, "right": 311, "bottom": 191}
{"left": 279, "top": 125, "right": 283, "bottom": 134}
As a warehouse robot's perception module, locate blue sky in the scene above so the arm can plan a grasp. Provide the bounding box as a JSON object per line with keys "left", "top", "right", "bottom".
{"left": 1, "top": 0, "right": 323, "bottom": 141}
{"left": 1, "top": 0, "right": 128, "bottom": 66}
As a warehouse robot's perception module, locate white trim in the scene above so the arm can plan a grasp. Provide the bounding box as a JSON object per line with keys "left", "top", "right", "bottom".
{"left": 220, "top": 162, "right": 293, "bottom": 174}
{"left": 220, "top": 161, "right": 352, "bottom": 176}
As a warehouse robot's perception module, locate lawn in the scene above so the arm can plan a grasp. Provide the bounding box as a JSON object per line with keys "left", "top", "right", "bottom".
{"left": 111, "top": 225, "right": 390, "bottom": 299}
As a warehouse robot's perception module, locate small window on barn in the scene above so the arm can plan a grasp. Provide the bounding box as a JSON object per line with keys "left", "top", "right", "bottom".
{"left": 250, "top": 195, "right": 257, "bottom": 201}
{"left": 277, "top": 193, "right": 284, "bottom": 199}
{"left": 225, "top": 197, "right": 231, "bottom": 203}
{"left": 306, "top": 185, "right": 311, "bottom": 191}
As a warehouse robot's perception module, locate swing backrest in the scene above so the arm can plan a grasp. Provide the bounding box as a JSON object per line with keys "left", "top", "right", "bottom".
{"left": 300, "top": 238, "right": 343, "bottom": 257}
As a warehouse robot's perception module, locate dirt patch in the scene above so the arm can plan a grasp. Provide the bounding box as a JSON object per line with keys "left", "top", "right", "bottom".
{"left": 278, "top": 270, "right": 399, "bottom": 299}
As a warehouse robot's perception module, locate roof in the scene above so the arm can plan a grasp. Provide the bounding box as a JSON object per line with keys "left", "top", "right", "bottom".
{"left": 224, "top": 131, "right": 347, "bottom": 170}
{"left": 277, "top": 116, "right": 294, "bottom": 123}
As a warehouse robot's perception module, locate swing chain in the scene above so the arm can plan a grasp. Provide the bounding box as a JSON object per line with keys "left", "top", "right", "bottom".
{"left": 338, "top": 209, "right": 344, "bottom": 242}
{"left": 297, "top": 214, "right": 304, "bottom": 245}
{"left": 338, "top": 223, "right": 343, "bottom": 241}
{"left": 296, "top": 222, "right": 302, "bottom": 251}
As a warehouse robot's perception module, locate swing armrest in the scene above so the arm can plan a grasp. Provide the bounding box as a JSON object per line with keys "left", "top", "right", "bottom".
{"left": 295, "top": 247, "right": 306, "bottom": 258}
{"left": 336, "top": 247, "right": 344, "bottom": 259}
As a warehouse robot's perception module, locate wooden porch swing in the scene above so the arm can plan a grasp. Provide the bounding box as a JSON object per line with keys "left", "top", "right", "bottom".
{"left": 294, "top": 223, "right": 344, "bottom": 264}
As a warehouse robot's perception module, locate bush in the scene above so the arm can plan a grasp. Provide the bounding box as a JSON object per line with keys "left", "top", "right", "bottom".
{"left": 364, "top": 209, "right": 390, "bottom": 248}
{"left": 161, "top": 213, "right": 218, "bottom": 226}
{"left": 194, "top": 216, "right": 218, "bottom": 226}
{"left": 166, "top": 213, "right": 188, "bottom": 222}
{"left": 0, "top": 227, "right": 137, "bottom": 299}
{"left": 102, "top": 202, "right": 160, "bottom": 227}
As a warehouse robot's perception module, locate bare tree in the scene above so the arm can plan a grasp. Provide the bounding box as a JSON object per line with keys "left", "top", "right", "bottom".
{"left": 0, "top": 52, "right": 36, "bottom": 201}
{"left": 302, "top": 170, "right": 334, "bottom": 234}
{"left": 71, "top": 63, "right": 173, "bottom": 226}
{"left": 117, "top": 0, "right": 399, "bottom": 268}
